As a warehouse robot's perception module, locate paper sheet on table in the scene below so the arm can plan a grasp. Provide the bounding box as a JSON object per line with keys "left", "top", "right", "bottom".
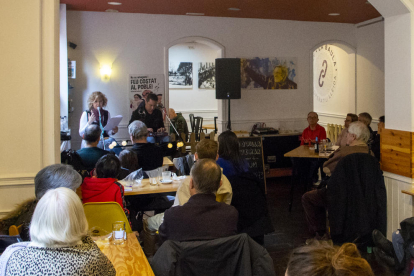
{"left": 104, "top": 115, "right": 123, "bottom": 131}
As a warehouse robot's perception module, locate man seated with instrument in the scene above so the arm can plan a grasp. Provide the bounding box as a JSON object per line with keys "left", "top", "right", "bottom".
{"left": 129, "top": 93, "right": 169, "bottom": 144}
{"left": 128, "top": 120, "right": 163, "bottom": 171}
{"left": 159, "top": 159, "right": 238, "bottom": 242}
{"left": 77, "top": 125, "right": 109, "bottom": 172}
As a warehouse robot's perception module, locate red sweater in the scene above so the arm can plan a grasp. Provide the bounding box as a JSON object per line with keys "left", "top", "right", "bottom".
{"left": 82, "top": 177, "right": 124, "bottom": 209}
{"left": 301, "top": 124, "right": 327, "bottom": 145}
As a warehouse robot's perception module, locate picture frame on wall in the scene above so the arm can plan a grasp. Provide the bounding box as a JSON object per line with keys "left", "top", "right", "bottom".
{"left": 198, "top": 62, "right": 215, "bottom": 89}
{"left": 240, "top": 57, "right": 297, "bottom": 90}
{"left": 169, "top": 62, "right": 193, "bottom": 89}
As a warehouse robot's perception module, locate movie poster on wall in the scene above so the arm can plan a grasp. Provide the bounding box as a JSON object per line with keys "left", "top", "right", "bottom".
{"left": 240, "top": 57, "right": 297, "bottom": 90}
{"left": 169, "top": 62, "right": 193, "bottom": 89}
{"left": 198, "top": 62, "right": 215, "bottom": 89}
{"left": 129, "top": 74, "right": 164, "bottom": 113}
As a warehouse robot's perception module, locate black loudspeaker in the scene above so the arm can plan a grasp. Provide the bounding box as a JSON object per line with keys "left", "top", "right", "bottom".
{"left": 215, "top": 58, "right": 241, "bottom": 99}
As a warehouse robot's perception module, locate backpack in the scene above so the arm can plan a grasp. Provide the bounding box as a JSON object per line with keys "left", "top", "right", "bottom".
{"left": 61, "top": 149, "right": 90, "bottom": 179}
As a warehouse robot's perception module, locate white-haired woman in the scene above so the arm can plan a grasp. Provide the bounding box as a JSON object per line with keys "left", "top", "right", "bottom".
{"left": 79, "top": 91, "right": 119, "bottom": 152}
{"left": 323, "top": 121, "right": 374, "bottom": 176}
{"left": 0, "top": 188, "right": 115, "bottom": 276}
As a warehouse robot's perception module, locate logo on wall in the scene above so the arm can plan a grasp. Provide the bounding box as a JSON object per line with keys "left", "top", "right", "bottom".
{"left": 313, "top": 45, "right": 338, "bottom": 103}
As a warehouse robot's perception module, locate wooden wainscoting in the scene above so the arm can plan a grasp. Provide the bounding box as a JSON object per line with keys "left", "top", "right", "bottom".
{"left": 381, "top": 128, "right": 414, "bottom": 178}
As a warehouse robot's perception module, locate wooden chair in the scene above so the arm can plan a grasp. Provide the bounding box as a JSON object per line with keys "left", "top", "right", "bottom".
{"left": 83, "top": 202, "right": 132, "bottom": 236}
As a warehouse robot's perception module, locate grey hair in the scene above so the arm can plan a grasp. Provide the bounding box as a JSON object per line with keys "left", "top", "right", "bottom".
{"left": 348, "top": 121, "right": 370, "bottom": 143}
{"left": 83, "top": 124, "right": 101, "bottom": 143}
{"left": 128, "top": 120, "right": 148, "bottom": 140}
{"left": 34, "top": 164, "right": 82, "bottom": 199}
{"left": 30, "top": 187, "right": 88, "bottom": 247}
{"left": 358, "top": 112, "right": 372, "bottom": 126}
{"left": 190, "top": 159, "right": 221, "bottom": 194}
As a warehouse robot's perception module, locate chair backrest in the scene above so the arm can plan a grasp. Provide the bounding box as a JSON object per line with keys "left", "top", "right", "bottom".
{"left": 8, "top": 225, "right": 22, "bottom": 236}
{"left": 83, "top": 202, "right": 132, "bottom": 235}
{"left": 189, "top": 114, "right": 195, "bottom": 132}
{"left": 151, "top": 234, "right": 276, "bottom": 276}
{"left": 194, "top": 116, "right": 203, "bottom": 141}
{"left": 214, "top": 116, "right": 218, "bottom": 134}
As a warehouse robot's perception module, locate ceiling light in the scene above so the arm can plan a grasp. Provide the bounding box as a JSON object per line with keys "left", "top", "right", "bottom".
{"left": 228, "top": 8, "right": 241, "bottom": 11}
{"left": 328, "top": 13, "right": 340, "bottom": 16}
{"left": 186, "top": 13, "right": 205, "bottom": 16}
{"left": 108, "top": 2, "right": 122, "bottom": 5}
{"left": 105, "top": 9, "right": 119, "bottom": 12}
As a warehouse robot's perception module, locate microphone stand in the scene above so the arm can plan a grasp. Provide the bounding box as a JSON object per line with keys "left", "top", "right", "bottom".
{"left": 163, "top": 109, "right": 181, "bottom": 140}
{"left": 97, "top": 107, "right": 105, "bottom": 150}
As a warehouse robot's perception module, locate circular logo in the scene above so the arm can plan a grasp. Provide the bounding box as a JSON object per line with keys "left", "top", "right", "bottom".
{"left": 313, "top": 45, "right": 338, "bottom": 103}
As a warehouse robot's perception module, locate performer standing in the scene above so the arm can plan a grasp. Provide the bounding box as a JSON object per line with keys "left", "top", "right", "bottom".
{"left": 79, "top": 91, "right": 119, "bottom": 151}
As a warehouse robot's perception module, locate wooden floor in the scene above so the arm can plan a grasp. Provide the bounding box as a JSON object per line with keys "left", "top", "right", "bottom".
{"left": 263, "top": 176, "right": 397, "bottom": 276}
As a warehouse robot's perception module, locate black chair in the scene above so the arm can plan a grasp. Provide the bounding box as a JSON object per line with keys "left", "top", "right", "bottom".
{"left": 189, "top": 114, "right": 195, "bottom": 133}
{"left": 194, "top": 116, "right": 204, "bottom": 141}
{"left": 214, "top": 116, "right": 218, "bottom": 134}
{"left": 151, "top": 234, "right": 276, "bottom": 276}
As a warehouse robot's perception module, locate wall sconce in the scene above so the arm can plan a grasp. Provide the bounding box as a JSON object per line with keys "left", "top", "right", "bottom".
{"left": 100, "top": 64, "right": 112, "bottom": 80}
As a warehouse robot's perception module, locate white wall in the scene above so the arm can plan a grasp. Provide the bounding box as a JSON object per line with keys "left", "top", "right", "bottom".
{"left": 60, "top": 4, "right": 68, "bottom": 120}
{"left": 0, "top": 0, "right": 60, "bottom": 218}
{"left": 356, "top": 20, "right": 385, "bottom": 129}
{"left": 169, "top": 43, "right": 219, "bottom": 124}
{"left": 66, "top": 11, "right": 357, "bottom": 148}
{"left": 314, "top": 44, "right": 356, "bottom": 127}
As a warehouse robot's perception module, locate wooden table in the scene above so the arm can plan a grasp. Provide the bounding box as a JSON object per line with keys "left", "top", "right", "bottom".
{"left": 284, "top": 145, "right": 330, "bottom": 159}
{"left": 95, "top": 233, "right": 154, "bottom": 276}
{"left": 203, "top": 124, "right": 215, "bottom": 130}
{"left": 163, "top": 156, "right": 173, "bottom": 167}
{"left": 119, "top": 176, "right": 188, "bottom": 196}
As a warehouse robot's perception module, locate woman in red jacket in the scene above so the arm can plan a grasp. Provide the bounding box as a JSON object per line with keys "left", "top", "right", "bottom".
{"left": 82, "top": 154, "right": 128, "bottom": 216}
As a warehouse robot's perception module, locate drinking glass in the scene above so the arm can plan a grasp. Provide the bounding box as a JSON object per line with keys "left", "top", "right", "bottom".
{"left": 112, "top": 221, "right": 126, "bottom": 245}
{"left": 162, "top": 171, "right": 172, "bottom": 181}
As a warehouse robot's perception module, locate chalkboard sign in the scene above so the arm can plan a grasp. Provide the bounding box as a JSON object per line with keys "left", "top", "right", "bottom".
{"left": 238, "top": 136, "right": 266, "bottom": 192}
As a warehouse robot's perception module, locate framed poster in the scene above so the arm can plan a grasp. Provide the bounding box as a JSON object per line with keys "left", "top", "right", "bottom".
{"left": 198, "top": 62, "right": 215, "bottom": 89}
{"left": 169, "top": 62, "right": 193, "bottom": 89}
{"left": 240, "top": 57, "right": 297, "bottom": 90}
{"left": 129, "top": 74, "right": 164, "bottom": 112}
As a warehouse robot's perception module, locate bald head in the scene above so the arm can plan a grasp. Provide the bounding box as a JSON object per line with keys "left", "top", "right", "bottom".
{"left": 190, "top": 159, "right": 221, "bottom": 194}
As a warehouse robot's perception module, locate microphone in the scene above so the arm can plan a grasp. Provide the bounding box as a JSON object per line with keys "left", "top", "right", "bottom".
{"left": 97, "top": 107, "right": 105, "bottom": 150}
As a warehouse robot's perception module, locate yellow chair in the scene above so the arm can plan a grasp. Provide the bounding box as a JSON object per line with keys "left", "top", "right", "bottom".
{"left": 8, "top": 225, "right": 22, "bottom": 236}
{"left": 83, "top": 202, "right": 132, "bottom": 235}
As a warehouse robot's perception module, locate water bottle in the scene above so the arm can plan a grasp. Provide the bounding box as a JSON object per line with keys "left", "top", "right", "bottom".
{"left": 315, "top": 136, "right": 319, "bottom": 153}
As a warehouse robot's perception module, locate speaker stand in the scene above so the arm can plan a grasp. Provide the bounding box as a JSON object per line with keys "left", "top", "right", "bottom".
{"left": 227, "top": 99, "right": 231, "bottom": 131}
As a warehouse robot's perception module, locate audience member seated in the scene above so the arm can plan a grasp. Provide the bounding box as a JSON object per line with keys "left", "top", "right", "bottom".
{"left": 159, "top": 159, "right": 238, "bottom": 242}
{"left": 372, "top": 216, "right": 414, "bottom": 270}
{"left": 336, "top": 113, "right": 358, "bottom": 147}
{"left": 142, "top": 139, "right": 233, "bottom": 256}
{"left": 129, "top": 93, "right": 169, "bottom": 144}
{"left": 82, "top": 155, "right": 128, "bottom": 216}
{"left": 0, "top": 164, "right": 81, "bottom": 241}
{"left": 372, "top": 115, "right": 384, "bottom": 161}
{"left": 323, "top": 121, "right": 373, "bottom": 176}
{"left": 358, "top": 112, "right": 374, "bottom": 143}
{"left": 216, "top": 130, "right": 249, "bottom": 178}
{"left": 300, "top": 111, "right": 326, "bottom": 145}
{"left": 0, "top": 188, "right": 116, "bottom": 275}
{"left": 302, "top": 151, "right": 385, "bottom": 243}
{"left": 169, "top": 108, "right": 189, "bottom": 141}
{"left": 129, "top": 120, "right": 163, "bottom": 171}
{"left": 77, "top": 125, "right": 109, "bottom": 172}
{"left": 285, "top": 241, "right": 374, "bottom": 276}
{"left": 118, "top": 149, "right": 139, "bottom": 179}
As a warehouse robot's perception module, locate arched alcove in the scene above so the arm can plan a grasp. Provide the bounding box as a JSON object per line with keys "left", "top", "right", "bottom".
{"left": 311, "top": 41, "right": 356, "bottom": 126}
{"left": 163, "top": 36, "right": 226, "bottom": 133}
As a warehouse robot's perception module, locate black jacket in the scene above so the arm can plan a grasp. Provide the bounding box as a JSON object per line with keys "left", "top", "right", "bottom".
{"left": 227, "top": 173, "right": 274, "bottom": 238}
{"left": 131, "top": 143, "right": 163, "bottom": 171}
{"left": 151, "top": 233, "right": 276, "bottom": 276}
{"left": 159, "top": 193, "right": 238, "bottom": 242}
{"left": 327, "top": 153, "right": 386, "bottom": 244}
{"left": 129, "top": 101, "right": 164, "bottom": 132}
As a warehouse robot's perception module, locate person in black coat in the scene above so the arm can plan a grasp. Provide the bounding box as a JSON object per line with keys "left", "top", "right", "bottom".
{"left": 159, "top": 159, "right": 238, "bottom": 242}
